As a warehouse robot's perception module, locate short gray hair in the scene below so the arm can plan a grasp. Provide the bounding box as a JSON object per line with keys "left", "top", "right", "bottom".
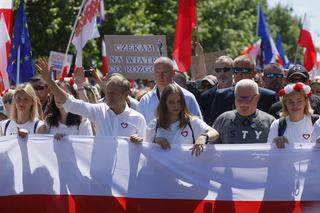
{"left": 235, "top": 79, "right": 259, "bottom": 95}
{"left": 154, "top": 57, "right": 174, "bottom": 70}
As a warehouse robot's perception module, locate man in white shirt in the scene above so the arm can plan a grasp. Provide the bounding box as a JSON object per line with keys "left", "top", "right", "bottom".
{"left": 137, "top": 57, "right": 202, "bottom": 124}
{"left": 37, "top": 58, "right": 146, "bottom": 142}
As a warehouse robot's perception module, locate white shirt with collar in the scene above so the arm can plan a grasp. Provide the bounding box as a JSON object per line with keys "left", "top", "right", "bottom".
{"left": 63, "top": 95, "right": 146, "bottom": 138}
{"left": 137, "top": 83, "right": 203, "bottom": 125}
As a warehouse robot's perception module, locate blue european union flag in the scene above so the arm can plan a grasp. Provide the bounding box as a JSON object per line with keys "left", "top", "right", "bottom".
{"left": 256, "top": 5, "right": 273, "bottom": 64}
{"left": 7, "top": 0, "right": 34, "bottom": 84}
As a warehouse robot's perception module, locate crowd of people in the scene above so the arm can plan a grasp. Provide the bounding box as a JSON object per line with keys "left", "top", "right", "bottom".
{"left": 1, "top": 50, "right": 320, "bottom": 155}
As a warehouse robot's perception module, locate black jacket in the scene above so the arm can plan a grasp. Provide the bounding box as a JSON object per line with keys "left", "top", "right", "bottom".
{"left": 208, "top": 86, "right": 278, "bottom": 125}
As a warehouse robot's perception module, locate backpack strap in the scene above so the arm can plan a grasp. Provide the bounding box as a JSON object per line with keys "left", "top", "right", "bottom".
{"left": 278, "top": 117, "right": 287, "bottom": 137}
{"left": 311, "top": 114, "right": 319, "bottom": 125}
{"left": 187, "top": 122, "right": 196, "bottom": 144}
{"left": 4, "top": 120, "right": 11, "bottom": 136}
{"left": 33, "top": 120, "right": 40, "bottom": 133}
{"left": 153, "top": 122, "right": 159, "bottom": 143}
{"left": 278, "top": 115, "right": 319, "bottom": 137}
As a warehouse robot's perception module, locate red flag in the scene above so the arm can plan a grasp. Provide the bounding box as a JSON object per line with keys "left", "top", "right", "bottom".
{"left": 172, "top": 0, "right": 197, "bottom": 72}
{"left": 101, "top": 40, "right": 108, "bottom": 74}
{"left": 298, "top": 15, "right": 317, "bottom": 71}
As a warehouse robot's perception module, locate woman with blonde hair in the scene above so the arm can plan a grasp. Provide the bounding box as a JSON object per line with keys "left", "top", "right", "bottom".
{"left": 0, "top": 83, "right": 46, "bottom": 137}
{"left": 146, "top": 83, "right": 219, "bottom": 156}
{"left": 267, "top": 82, "right": 317, "bottom": 148}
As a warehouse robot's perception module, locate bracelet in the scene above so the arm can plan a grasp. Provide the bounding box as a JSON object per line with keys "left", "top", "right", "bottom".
{"left": 200, "top": 133, "right": 209, "bottom": 142}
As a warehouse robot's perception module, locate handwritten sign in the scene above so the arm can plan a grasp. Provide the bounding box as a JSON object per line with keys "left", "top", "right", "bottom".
{"left": 104, "top": 35, "right": 167, "bottom": 80}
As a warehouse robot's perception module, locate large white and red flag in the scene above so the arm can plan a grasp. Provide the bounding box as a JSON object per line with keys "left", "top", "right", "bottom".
{"left": 72, "top": 0, "right": 100, "bottom": 67}
{"left": 0, "top": 0, "right": 13, "bottom": 35}
{"left": 172, "top": 0, "right": 197, "bottom": 72}
{"left": 0, "top": 135, "right": 320, "bottom": 212}
{"left": 298, "top": 15, "right": 317, "bottom": 71}
{"left": 0, "top": 13, "right": 11, "bottom": 91}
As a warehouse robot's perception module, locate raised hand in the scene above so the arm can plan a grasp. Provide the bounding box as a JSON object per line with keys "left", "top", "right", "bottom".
{"left": 35, "top": 58, "right": 52, "bottom": 83}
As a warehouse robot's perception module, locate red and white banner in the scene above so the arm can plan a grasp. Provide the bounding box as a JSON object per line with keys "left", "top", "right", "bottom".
{"left": 0, "top": 135, "right": 320, "bottom": 212}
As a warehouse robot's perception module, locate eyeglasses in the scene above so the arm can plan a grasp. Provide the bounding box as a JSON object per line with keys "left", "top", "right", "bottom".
{"left": 215, "top": 67, "right": 233, "bottom": 73}
{"left": 33, "top": 85, "right": 48, "bottom": 91}
{"left": 233, "top": 67, "right": 253, "bottom": 74}
{"left": 235, "top": 95, "right": 257, "bottom": 102}
{"left": 3, "top": 99, "right": 12, "bottom": 104}
{"left": 288, "top": 77, "right": 308, "bottom": 84}
{"left": 264, "top": 73, "right": 284, "bottom": 79}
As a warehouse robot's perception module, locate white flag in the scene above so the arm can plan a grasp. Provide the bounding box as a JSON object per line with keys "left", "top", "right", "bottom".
{"left": 72, "top": 0, "right": 100, "bottom": 67}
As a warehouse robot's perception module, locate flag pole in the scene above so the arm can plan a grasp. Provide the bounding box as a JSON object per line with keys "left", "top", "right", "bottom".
{"left": 294, "top": 13, "right": 306, "bottom": 64}
{"left": 16, "top": 46, "right": 20, "bottom": 84}
{"left": 62, "top": 0, "right": 86, "bottom": 72}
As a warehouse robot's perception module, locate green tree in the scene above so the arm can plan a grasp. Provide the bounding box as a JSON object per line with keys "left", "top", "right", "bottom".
{"left": 16, "top": 0, "right": 304, "bottom": 71}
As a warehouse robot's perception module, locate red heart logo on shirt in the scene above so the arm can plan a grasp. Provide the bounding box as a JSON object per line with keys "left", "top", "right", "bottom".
{"left": 303, "top": 134, "right": 310, "bottom": 140}
{"left": 181, "top": 130, "right": 188, "bottom": 137}
{"left": 121, "top": 122, "right": 128, "bottom": 128}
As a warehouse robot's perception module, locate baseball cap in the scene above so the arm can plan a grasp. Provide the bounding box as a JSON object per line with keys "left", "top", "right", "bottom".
{"left": 287, "top": 64, "right": 309, "bottom": 82}
{"left": 202, "top": 75, "right": 218, "bottom": 86}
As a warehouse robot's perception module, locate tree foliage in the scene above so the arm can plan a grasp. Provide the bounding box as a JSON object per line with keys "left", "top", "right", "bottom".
{"left": 14, "top": 0, "right": 304, "bottom": 69}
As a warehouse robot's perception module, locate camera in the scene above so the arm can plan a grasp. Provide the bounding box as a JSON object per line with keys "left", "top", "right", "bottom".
{"left": 84, "top": 69, "right": 93, "bottom": 77}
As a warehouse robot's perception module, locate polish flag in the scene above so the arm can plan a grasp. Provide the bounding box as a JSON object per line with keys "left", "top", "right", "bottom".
{"left": 298, "top": 15, "right": 317, "bottom": 71}
{"left": 1, "top": 135, "right": 320, "bottom": 212}
{"left": 172, "top": 0, "right": 197, "bottom": 72}
{"left": 101, "top": 39, "right": 108, "bottom": 74}
{"left": 0, "top": 0, "right": 13, "bottom": 35}
{"left": 0, "top": 13, "right": 11, "bottom": 91}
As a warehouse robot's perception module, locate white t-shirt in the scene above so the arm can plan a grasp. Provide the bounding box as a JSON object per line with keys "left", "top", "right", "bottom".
{"left": 47, "top": 118, "right": 93, "bottom": 136}
{"left": 145, "top": 116, "right": 210, "bottom": 144}
{"left": 0, "top": 119, "right": 45, "bottom": 136}
{"left": 63, "top": 95, "right": 147, "bottom": 138}
{"left": 137, "top": 83, "right": 203, "bottom": 124}
{"left": 267, "top": 115, "right": 314, "bottom": 144}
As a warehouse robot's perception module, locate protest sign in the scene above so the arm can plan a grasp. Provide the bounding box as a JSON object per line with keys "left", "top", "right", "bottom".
{"left": 105, "top": 35, "right": 167, "bottom": 80}
{"left": 48, "top": 51, "right": 73, "bottom": 78}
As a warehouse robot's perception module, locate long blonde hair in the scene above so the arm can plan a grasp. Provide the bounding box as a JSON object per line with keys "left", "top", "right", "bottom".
{"left": 280, "top": 90, "right": 313, "bottom": 117}
{"left": 11, "top": 83, "right": 42, "bottom": 122}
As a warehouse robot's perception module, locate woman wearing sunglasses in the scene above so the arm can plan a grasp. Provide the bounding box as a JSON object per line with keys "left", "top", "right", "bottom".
{"left": 0, "top": 84, "right": 46, "bottom": 137}
{"left": 146, "top": 83, "right": 219, "bottom": 156}
{"left": 267, "top": 83, "right": 317, "bottom": 148}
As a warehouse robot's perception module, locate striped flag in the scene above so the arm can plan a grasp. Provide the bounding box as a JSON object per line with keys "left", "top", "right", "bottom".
{"left": 101, "top": 39, "right": 108, "bottom": 74}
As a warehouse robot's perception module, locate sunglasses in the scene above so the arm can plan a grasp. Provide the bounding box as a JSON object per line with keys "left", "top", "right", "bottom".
{"left": 264, "top": 73, "right": 284, "bottom": 79}
{"left": 288, "top": 77, "right": 308, "bottom": 84}
{"left": 33, "top": 85, "right": 48, "bottom": 91}
{"left": 3, "top": 99, "right": 12, "bottom": 104}
{"left": 215, "top": 67, "right": 233, "bottom": 73}
{"left": 233, "top": 67, "right": 253, "bottom": 74}
{"left": 235, "top": 95, "right": 257, "bottom": 102}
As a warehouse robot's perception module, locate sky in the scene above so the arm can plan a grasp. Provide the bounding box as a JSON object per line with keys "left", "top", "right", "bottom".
{"left": 267, "top": 0, "right": 320, "bottom": 49}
